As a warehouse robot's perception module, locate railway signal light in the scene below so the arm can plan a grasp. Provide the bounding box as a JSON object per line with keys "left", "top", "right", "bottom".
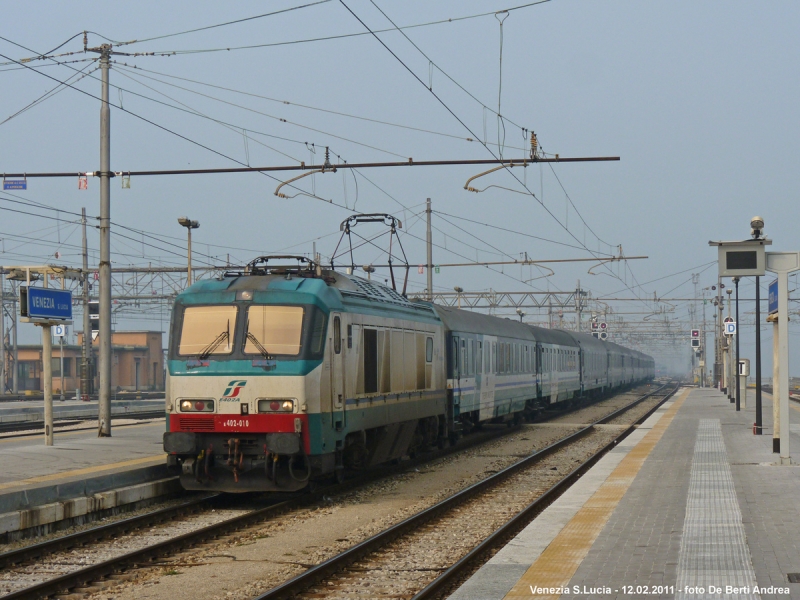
{"left": 89, "top": 300, "right": 100, "bottom": 341}
{"left": 691, "top": 329, "right": 700, "bottom": 338}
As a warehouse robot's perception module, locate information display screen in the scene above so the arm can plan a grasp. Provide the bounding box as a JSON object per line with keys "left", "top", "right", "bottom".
{"left": 726, "top": 251, "right": 758, "bottom": 270}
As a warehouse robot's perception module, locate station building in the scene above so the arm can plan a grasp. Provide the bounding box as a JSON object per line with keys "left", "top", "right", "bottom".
{"left": 9, "top": 331, "right": 164, "bottom": 393}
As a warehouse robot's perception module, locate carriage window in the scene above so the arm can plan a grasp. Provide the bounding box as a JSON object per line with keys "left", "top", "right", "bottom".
{"left": 347, "top": 324, "right": 353, "bottom": 349}
{"left": 333, "top": 316, "right": 341, "bottom": 354}
{"left": 492, "top": 342, "right": 497, "bottom": 373}
{"left": 426, "top": 337, "right": 433, "bottom": 362}
{"left": 478, "top": 341, "right": 483, "bottom": 373}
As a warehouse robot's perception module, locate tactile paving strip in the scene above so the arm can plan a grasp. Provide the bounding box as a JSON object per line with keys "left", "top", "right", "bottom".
{"left": 675, "top": 419, "right": 759, "bottom": 600}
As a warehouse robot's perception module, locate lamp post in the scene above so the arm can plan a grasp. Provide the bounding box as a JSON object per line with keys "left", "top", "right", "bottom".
{"left": 454, "top": 287, "right": 463, "bottom": 309}
{"left": 516, "top": 307, "right": 525, "bottom": 322}
{"left": 177, "top": 217, "right": 200, "bottom": 286}
{"left": 750, "top": 216, "right": 765, "bottom": 434}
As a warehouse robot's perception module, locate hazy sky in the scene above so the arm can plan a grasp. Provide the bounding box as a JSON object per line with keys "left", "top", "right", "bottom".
{"left": 1, "top": 1, "right": 799, "bottom": 375}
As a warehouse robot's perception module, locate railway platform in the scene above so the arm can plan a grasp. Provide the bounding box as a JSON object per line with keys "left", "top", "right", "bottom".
{"left": 451, "top": 387, "right": 800, "bottom": 599}
{"left": 0, "top": 420, "right": 173, "bottom": 538}
{"left": 0, "top": 397, "right": 163, "bottom": 427}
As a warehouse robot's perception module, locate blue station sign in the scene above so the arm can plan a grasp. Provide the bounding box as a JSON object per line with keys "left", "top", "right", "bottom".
{"left": 768, "top": 279, "right": 778, "bottom": 315}
{"left": 23, "top": 287, "right": 73, "bottom": 321}
{"left": 3, "top": 179, "right": 27, "bottom": 190}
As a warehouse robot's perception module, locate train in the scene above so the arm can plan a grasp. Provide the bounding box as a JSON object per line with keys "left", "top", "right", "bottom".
{"left": 163, "top": 256, "right": 654, "bottom": 493}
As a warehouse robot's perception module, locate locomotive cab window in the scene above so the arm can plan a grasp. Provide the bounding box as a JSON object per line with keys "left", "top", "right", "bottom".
{"left": 425, "top": 337, "right": 433, "bottom": 362}
{"left": 178, "top": 305, "right": 237, "bottom": 356}
{"left": 245, "top": 305, "right": 304, "bottom": 356}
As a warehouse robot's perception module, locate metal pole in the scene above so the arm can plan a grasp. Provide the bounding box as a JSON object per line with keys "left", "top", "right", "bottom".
{"left": 0, "top": 269, "right": 4, "bottom": 394}
{"left": 187, "top": 226, "right": 192, "bottom": 285}
{"left": 11, "top": 283, "right": 17, "bottom": 394}
{"left": 734, "top": 277, "right": 740, "bottom": 411}
{"left": 777, "top": 270, "right": 791, "bottom": 464}
{"left": 576, "top": 279, "right": 582, "bottom": 332}
{"left": 726, "top": 291, "right": 733, "bottom": 401}
{"left": 702, "top": 290, "right": 707, "bottom": 387}
{"left": 98, "top": 46, "right": 112, "bottom": 437}
{"left": 772, "top": 316, "right": 780, "bottom": 452}
{"left": 426, "top": 198, "right": 432, "bottom": 301}
{"left": 81, "top": 207, "right": 91, "bottom": 400}
{"left": 59, "top": 335, "right": 64, "bottom": 401}
{"left": 42, "top": 323, "right": 53, "bottom": 445}
{"left": 754, "top": 275, "right": 762, "bottom": 433}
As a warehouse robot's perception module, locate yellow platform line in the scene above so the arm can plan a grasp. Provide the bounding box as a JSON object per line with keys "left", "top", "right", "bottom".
{"left": 504, "top": 388, "right": 690, "bottom": 600}
{"left": 0, "top": 454, "right": 166, "bottom": 492}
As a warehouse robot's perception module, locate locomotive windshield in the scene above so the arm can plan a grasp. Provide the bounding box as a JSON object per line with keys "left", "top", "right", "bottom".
{"left": 178, "top": 305, "right": 237, "bottom": 356}
{"left": 244, "top": 305, "right": 304, "bottom": 356}
{"left": 172, "top": 302, "right": 327, "bottom": 361}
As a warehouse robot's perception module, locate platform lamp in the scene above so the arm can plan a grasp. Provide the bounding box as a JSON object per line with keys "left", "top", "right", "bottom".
{"left": 454, "top": 287, "right": 463, "bottom": 309}
{"left": 516, "top": 307, "right": 526, "bottom": 322}
{"left": 177, "top": 217, "right": 200, "bottom": 286}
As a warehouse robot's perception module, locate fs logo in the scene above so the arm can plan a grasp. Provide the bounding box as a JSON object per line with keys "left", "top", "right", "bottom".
{"left": 222, "top": 380, "right": 247, "bottom": 398}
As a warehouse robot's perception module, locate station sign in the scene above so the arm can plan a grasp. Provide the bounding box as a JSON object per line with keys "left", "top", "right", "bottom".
{"left": 53, "top": 324, "right": 67, "bottom": 337}
{"left": 725, "top": 321, "right": 737, "bottom": 336}
{"left": 20, "top": 287, "right": 73, "bottom": 321}
{"left": 3, "top": 179, "right": 27, "bottom": 190}
{"left": 768, "top": 279, "right": 778, "bottom": 315}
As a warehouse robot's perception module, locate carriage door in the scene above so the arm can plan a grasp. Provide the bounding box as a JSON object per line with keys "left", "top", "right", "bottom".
{"left": 479, "top": 336, "right": 496, "bottom": 421}
{"left": 450, "top": 336, "right": 461, "bottom": 417}
{"left": 535, "top": 344, "right": 542, "bottom": 399}
{"left": 330, "top": 314, "right": 345, "bottom": 430}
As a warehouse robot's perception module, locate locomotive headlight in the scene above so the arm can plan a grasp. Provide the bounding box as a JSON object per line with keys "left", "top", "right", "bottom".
{"left": 257, "top": 398, "right": 295, "bottom": 413}
{"left": 179, "top": 399, "right": 215, "bottom": 412}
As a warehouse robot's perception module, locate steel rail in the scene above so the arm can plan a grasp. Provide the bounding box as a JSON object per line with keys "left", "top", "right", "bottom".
{"left": 0, "top": 496, "right": 295, "bottom": 600}
{"left": 253, "top": 382, "right": 673, "bottom": 600}
{"left": 0, "top": 494, "right": 218, "bottom": 571}
{"left": 412, "top": 382, "right": 680, "bottom": 600}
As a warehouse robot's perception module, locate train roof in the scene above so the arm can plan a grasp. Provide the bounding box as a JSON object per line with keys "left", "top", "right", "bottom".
{"left": 431, "top": 304, "right": 537, "bottom": 341}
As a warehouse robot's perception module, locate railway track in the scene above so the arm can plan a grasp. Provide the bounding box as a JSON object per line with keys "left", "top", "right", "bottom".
{"left": 0, "top": 412, "right": 530, "bottom": 599}
{"left": 253, "top": 382, "right": 679, "bottom": 600}
{"left": 0, "top": 383, "right": 668, "bottom": 599}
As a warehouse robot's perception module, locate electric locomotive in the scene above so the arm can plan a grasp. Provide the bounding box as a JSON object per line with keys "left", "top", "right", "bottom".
{"left": 163, "top": 256, "right": 653, "bottom": 493}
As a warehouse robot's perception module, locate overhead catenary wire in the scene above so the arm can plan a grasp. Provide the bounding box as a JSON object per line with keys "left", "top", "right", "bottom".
{"left": 347, "top": 0, "right": 650, "bottom": 308}
{"left": 0, "top": 38, "right": 354, "bottom": 211}
{"left": 113, "top": 1, "right": 333, "bottom": 47}
{"left": 110, "top": 63, "right": 529, "bottom": 153}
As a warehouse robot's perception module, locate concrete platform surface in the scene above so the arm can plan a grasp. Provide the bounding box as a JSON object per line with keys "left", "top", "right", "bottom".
{"left": 450, "top": 387, "right": 800, "bottom": 600}
{"left": 0, "top": 422, "right": 167, "bottom": 514}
